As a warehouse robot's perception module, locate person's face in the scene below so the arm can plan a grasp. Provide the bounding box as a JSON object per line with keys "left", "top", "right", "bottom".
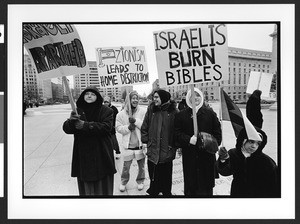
{"left": 189, "top": 92, "right": 202, "bottom": 106}
{"left": 131, "top": 95, "right": 139, "bottom": 108}
{"left": 243, "top": 139, "right": 261, "bottom": 154}
{"left": 84, "top": 91, "right": 97, "bottom": 103}
{"left": 153, "top": 93, "right": 162, "bottom": 106}
{"left": 103, "top": 97, "right": 110, "bottom": 107}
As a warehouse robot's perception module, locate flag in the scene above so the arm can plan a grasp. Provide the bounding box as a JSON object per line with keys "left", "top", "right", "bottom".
{"left": 220, "top": 88, "right": 261, "bottom": 141}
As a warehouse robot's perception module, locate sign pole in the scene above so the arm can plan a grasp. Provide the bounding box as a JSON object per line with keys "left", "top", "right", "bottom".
{"left": 190, "top": 84, "right": 198, "bottom": 136}
{"left": 62, "top": 76, "right": 78, "bottom": 115}
{"left": 125, "top": 87, "right": 132, "bottom": 118}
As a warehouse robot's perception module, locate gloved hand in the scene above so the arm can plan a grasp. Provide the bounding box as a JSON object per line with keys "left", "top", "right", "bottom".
{"left": 142, "top": 143, "right": 147, "bottom": 154}
{"left": 128, "top": 123, "right": 136, "bottom": 131}
{"left": 129, "top": 117, "right": 136, "bottom": 123}
{"left": 218, "top": 147, "right": 229, "bottom": 160}
{"left": 189, "top": 135, "right": 197, "bottom": 145}
{"left": 75, "top": 119, "right": 85, "bottom": 130}
{"left": 70, "top": 111, "right": 80, "bottom": 120}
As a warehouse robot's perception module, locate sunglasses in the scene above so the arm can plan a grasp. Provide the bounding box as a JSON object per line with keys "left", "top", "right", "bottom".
{"left": 104, "top": 101, "right": 109, "bottom": 103}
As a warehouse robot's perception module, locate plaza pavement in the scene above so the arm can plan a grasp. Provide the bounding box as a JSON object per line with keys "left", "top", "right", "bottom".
{"left": 23, "top": 102, "right": 277, "bottom": 196}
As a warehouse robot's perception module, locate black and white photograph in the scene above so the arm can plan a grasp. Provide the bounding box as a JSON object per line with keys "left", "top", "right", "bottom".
{"left": 5, "top": 3, "right": 296, "bottom": 222}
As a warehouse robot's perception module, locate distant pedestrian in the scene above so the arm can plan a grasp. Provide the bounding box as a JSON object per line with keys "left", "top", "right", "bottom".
{"left": 141, "top": 89, "right": 178, "bottom": 196}
{"left": 246, "top": 89, "right": 263, "bottom": 128}
{"left": 216, "top": 128, "right": 279, "bottom": 197}
{"left": 103, "top": 96, "right": 121, "bottom": 159}
{"left": 174, "top": 88, "right": 222, "bottom": 196}
{"left": 116, "top": 91, "right": 147, "bottom": 192}
{"left": 63, "top": 86, "right": 116, "bottom": 196}
{"left": 178, "top": 92, "right": 188, "bottom": 111}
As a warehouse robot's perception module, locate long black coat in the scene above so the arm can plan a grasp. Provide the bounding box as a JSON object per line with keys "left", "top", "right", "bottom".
{"left": 246, "top": 92, "right": 263, "bottom": 128}
{"left": 141, "top": 100, "right": 178, "bottom": 165}
{"left": 63, "top": 87, "right": 116, "bottom": 182}
{"left": 174, "top": 106, "right": 222, "bottom": 195}
{"left": 216, "top": 129, "right": 279, "bottom": 197}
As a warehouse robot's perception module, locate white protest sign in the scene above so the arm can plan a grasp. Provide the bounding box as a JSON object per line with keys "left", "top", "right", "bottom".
{"left": 154, "top": 24, "right": 228, "bottom": 87}
{"left": 24, "top": 24, "right": 89, "bottom": 80}
{"left": 95, "top": 46, "right": 149, "bottom": 88}
{"left": 246, "top": 71, "right": 273, "bottom": 98}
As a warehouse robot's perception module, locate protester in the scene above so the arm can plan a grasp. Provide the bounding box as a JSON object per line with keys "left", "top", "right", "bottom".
{"left": 216, "top": 128, "right": 279, "bottom": 197}
{"left": 174, "top": 88, "right": 222, "bottom": 196}
{"left": 178, "top": 92, "right": 188, "bottom": 111}
{"left": 62, "top": 86, "right": 116, "bottom": 196}
{"left": 141, "top": 89, "right": 178, "bottom": 196}
{"left": 103, "top": 96, "right": 121, "bottom": 159}
{"left": 246, "top": 89, "right": 263, "bottom": 128}
{"left": 116, "top": 91, "right": 147, "bottom": 192}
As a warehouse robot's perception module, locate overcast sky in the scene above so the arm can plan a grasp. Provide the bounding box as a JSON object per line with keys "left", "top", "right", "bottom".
{"left": 70, "top": 23, "right": 275, "bottom": 95}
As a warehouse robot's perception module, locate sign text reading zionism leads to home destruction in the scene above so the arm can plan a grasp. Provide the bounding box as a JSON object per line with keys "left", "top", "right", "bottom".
{"left": 24, "top": 24, "right": 89, "bottom": 80}
{"left": 96, "top": 46, "right": 149, "bottom": 88}
{"left": 154, "top": 24, "right": 228, "bottom": 87}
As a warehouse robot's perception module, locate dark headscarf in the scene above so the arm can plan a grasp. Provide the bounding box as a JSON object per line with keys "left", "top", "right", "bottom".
{"left": 154, "top": 89, "right": 171, "bottom": 105}
{"left": 76, "top": 86, "right": 103, "bottom": 121}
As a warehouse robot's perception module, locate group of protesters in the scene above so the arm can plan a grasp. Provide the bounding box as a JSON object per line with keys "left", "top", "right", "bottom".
{"left": 62, "top": 86, "right": 279, "bottom": 197}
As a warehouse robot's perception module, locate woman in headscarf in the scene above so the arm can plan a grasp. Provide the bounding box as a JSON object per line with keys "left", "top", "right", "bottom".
{"left": 116, "top": 91, "right": 147, "bottom": 192}
{"left": 174, "top": 88, "right": 222, "bottom": 196}
{"left": 217, "top": 128, "right": 279, "bottom": 197}
{"left": 141, "top": 89, "right": 179, "bottom": 196}
{"left": 63, "top": 86, "right": 116, "bottom": 196}
{"left": 246, "top": 89, "right": 263, "bottom": 128}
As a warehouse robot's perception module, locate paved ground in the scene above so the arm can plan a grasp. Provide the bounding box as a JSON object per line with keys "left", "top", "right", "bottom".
{"left": 23, "top": 102, "right": 277, "bottom": 196}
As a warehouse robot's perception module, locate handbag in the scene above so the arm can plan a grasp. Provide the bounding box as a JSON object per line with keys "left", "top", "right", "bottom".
{"left": 197, "top": 132, "right": 219, "bottom": 154}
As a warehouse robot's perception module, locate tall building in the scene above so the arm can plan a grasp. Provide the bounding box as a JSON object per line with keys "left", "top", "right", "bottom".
{"left": 73, "top": 61, "right": 124, "bottom": 101}
{"left": 24, "top": 54, "right": 52, "bottom": 102}
{"left": 160, "top": 47, "right": 272, "bottom": 102}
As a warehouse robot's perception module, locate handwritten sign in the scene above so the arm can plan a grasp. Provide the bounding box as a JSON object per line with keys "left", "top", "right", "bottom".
{"left": 246, "top": 71, "right": 274, "bottom": 98}
{"left": 154, "top": 24, "right": 228, "bottom": 87}
{"left": 95, "top": 46, "right": 149, "bottom": 88}
{"left": 24, "top": 24, "right": 89, "bottom": 80}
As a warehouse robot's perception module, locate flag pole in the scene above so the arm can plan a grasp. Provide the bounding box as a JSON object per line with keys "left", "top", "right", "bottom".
{"left": 190, "top": 84, "right": 198, "bottom": 136}
{"left": 219, "top": 85, "right": 224, "bottom": 147}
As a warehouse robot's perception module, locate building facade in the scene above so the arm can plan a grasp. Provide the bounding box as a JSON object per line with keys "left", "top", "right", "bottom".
{"left": 162, "top": 47, "right": 272, "bottom": 102}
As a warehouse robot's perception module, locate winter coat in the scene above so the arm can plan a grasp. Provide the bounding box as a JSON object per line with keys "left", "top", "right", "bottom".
{"left": 216, "top": 128, "right": 279, "bottom": 197}
{"left": 110, "top": 104, "right": 119, "bottom": 135}
{"left": 63, "top": 86, "right": 116, "bottom": 182}
{"left": 116, "top": 105, "right": 146, "bottom": 149}
{"left": 178, "top": 99, "right": 188, "bottom": 111}
{"left": 246, "top": 92, "right": 263, "bottom": 128}
{"left": 141, "top": 100, "right": 179, "bottom": 164}
{"left": 174, "top": 106, "right": 222, "bottom": 194}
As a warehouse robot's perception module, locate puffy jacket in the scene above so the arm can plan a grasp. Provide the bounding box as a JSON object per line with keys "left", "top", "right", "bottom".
{"left": 116, "top": 105, "right": 146, "bottom": 149}
{"left": 141, "top": 100, "right": 178, "bottom": 164}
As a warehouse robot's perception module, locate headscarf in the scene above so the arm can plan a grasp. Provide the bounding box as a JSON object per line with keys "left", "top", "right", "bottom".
{"left": 76, "top": 86, "right": 103, "bottom": 121}
{"left": 125, "top": 91, "right": 139, "bottom": 114}
{"left": 154, "top": 89, "right": 171, "bottom": 105}
{"left": 186, "top": 88, "right": 204, "bottom": 112}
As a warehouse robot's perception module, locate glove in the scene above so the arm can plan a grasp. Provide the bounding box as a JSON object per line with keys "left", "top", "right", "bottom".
{"left": 70, "top": 111, "right": 80, "bottom": 120}
{"left": 129, "top": 117, "right": 136, "bottom": 123}
{"left": 189, "top": 135, "right": 197, "bottom": 145}
{"left": 142, "top": 143, "right": 147, "bottom": 154}
{"left": 128, "top": 123, "right": 136, "bottom": 131}
{"left": 75, "top": 119, "right": 85, "bottom": 130}
{"left": 218, "top": 147, "right": 229, "bottom": 160}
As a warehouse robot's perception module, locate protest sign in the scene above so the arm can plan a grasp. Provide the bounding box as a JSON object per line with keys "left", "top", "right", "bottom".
{"left": 154, "top": 24, "right": 228, "bottom": 87}
{"left": 24, "top": 24, "right": 89, "bottom": 80}
{"left": 95, "top": 46, "right": 149, "bottom": 88}
{"left": 246, "top": 71, "right": 274, "bottom": 98}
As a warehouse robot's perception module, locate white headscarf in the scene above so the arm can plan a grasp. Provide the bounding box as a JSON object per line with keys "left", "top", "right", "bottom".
{"left": 186, "top": 88, "right": 204, "bottom": 112}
